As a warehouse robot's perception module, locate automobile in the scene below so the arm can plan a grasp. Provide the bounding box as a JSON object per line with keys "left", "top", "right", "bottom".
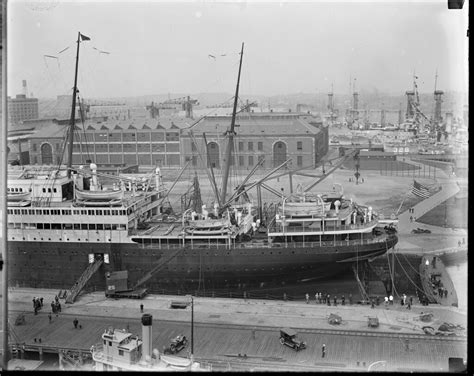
{"left": 279, "top": 328, "right": 306, "bottom": 351}
{"left": 412, "top": 228, "right": 431, "bottom": 234}
{"left": 163, "top": 335, "right": 188, "bottom": 354}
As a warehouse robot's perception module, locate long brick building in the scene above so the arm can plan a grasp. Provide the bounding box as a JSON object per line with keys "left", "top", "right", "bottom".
{"left": 8, "top": 111, "right": 328, "bottom": 171}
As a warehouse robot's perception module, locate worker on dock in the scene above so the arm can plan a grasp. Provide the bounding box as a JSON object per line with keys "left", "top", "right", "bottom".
{"left": 73, "top": 318, "right": 79, "bottom": 329}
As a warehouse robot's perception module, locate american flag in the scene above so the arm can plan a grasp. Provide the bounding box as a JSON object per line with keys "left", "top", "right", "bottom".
{"left": 411, "top": 180, "right": 431, "bottom": 198}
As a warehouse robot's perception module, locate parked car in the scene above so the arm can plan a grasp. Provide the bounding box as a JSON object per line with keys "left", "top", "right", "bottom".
{"left": 163, "top": 335, "right": 188, "bottom": 354}
{"left": 412, "top": 228, "right": 431, "bottom": 234}
{"left": 279, "top": 328, "right": 306, "bottom": 351}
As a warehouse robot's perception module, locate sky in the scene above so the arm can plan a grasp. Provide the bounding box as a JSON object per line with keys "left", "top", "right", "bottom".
{"left": 6, "top": 0, "right": 469, "bottom": 99}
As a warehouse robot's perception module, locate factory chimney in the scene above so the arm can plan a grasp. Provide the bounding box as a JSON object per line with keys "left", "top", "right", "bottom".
{"left": 22, "top": 80, "right": 28, "bottom": 97}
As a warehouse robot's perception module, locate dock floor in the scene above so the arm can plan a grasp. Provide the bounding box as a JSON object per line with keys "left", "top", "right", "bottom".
{"left": 4, "top": 287, "right": 467, "bottom": 372}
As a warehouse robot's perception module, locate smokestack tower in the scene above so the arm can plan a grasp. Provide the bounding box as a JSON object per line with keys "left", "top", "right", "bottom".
{"left": 433, "top": 90, "right": 444, "bottom": 126}
{"left": 141, "top": 314, "right": 153, "bottom": 362}
{"left": 22, "top": 80, "right": 28, "bottom": 97}
{"left": 327, "top": 92, "right": 334, "bottom": 113}
{"left": 405, "top": 90, "right": 415, "bottom": 119}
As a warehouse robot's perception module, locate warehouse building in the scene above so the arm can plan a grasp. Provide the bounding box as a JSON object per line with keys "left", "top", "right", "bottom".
{"left": 182, "top": 112, "right": 328, "bottom": 170}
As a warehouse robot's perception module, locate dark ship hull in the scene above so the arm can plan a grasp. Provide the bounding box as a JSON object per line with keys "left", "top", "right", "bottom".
{"left": 7, "top": 234, "right": 397, "bottom": 294}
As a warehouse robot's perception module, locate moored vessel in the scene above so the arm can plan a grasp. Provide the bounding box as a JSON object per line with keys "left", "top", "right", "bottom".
{"left": 6, "top": 35, "right": 397, "bottom": 295}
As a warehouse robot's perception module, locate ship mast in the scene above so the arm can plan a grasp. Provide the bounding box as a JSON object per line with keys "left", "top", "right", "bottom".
{"left": 67, "top": 32, "right": 86, "bottom": 178}
{"left": 220, "top": 42, "right": 244, "bottom": 204}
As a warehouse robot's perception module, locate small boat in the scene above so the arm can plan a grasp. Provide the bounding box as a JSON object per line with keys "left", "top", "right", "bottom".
{"left": 7, "top": 191, "right": 31, "bottom": 202}
{"left": 75, "top": 188, "right": 123, "bottom": 201}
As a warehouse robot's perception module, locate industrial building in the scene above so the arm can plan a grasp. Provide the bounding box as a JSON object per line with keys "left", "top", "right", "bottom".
{"left": 182, "top": 112, "right": 328, "bottom": 170}
{"left": 8, "top": 111, "right": 328, "bottom": 171}
{"left": 8, "top": 94, "right": 39, "bottom": 124}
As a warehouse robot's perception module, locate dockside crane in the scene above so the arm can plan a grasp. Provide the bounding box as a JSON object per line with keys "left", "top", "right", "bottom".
{"left": 157, "top": 96, "right": 199, "bottom": 118}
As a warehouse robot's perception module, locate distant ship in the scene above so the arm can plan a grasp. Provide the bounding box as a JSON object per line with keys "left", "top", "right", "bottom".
{"left": 6, "top": 35, "right": 397, "bottom": 295}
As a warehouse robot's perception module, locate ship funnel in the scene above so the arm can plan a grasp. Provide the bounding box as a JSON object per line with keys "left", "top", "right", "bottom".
{"left": 141, "top": 314, "right": 153, "bottom": 361}
{"left": 90, "top": 163, "right": 98, "bottom": 190}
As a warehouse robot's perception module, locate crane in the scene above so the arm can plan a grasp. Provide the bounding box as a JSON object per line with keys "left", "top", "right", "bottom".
{"left": 158, "top": 96, "right": 199, "bottom": 118}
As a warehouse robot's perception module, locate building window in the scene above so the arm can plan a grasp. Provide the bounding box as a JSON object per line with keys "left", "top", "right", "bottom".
{"left": 238, "top": 142, "right": 244, "bottom": 151}
{"left": 258, "top": 142, "right": 263, "bottom": 151}
{"left": 119, "top": 350, "right": 124, "bottom": 356}
{"left": 239, "top": 155, "right": 245, "bottom": 166}
{"left": 248, "top": 155, "right": 254, "bottom": 166}
{"left": 297, "top": 141, "right": 302, "bottom": 150}
{"left": 297, "top": 156, "right": 303, "bottom": 166}
{"left": 248, "top": 142, "right": 253, "bottom": 151}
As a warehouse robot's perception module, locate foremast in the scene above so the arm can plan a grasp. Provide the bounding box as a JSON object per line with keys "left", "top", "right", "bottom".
{"left": 67, "top": 32, "right": 89, "bottom": 178}
{"left": 220, "top": 42, "right": 244, "bottom": 204}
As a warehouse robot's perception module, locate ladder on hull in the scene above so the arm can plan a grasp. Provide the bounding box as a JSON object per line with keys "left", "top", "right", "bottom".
{"left": 65, "top": 259, "right": 104, "bottom": 304}
{"left": 352, "top": 263, "right": 370, "bottom": 303}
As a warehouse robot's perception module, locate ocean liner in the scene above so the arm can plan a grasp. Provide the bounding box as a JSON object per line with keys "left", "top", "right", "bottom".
{"left": 6, "top": 35, "right": 397, "bottom": 295}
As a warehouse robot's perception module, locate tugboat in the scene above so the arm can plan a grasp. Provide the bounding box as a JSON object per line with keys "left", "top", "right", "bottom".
{"left": 90, "top": 314, "right": 209, "bottom": 371}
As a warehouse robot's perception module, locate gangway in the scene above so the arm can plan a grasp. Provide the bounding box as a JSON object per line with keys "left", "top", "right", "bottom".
{"left": 65, "top": 259, "right": 104, "bottom": 304}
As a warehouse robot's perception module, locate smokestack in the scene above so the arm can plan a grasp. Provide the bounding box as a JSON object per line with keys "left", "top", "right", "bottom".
{"left": 22, "top": 80, "right": 28, "bottom": 97}
{"left": 141, "top": 314, "right": 153, "bottom": 361}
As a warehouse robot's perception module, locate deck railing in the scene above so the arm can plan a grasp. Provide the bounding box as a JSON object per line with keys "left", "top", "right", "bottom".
{"left": 268, "top": 219, "right": 378, "bottom": 234}
{"left": 135, "top": 234, "right": 393, "bottom": 250}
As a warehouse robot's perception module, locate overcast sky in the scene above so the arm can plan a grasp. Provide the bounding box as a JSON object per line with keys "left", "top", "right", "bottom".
{"left": 7, "top": 0, "right": 469, "bottom": 99}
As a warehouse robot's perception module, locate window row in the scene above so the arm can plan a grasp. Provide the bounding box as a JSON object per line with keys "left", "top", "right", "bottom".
{"left": 8, "top": 222, "right": 127, "bottom": 230}
{"left": 7, "top": 187, "right": 30, "bottom": 193}
{"left": 8, "top": 208, "right": 127, "bottom": 216}
{"left": 236, "top": 141, "right": 304, "bottom": 151}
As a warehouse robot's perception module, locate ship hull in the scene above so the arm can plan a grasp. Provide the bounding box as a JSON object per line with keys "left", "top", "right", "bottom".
{"left": 7, "top": 235, "right": 397, "bottom": 294}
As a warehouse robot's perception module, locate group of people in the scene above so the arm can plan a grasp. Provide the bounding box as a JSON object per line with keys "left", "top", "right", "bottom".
{"left": 51, "top": 295, "right": 62, "bottom": 314}
{"left": 305, "top": 292, "right": 353, "bottom": 306}
{"left": 33, "top": 297, "right": 44, "bottom": 315}
{"left": 383, "top": 294, "right": 414, "bottom": 309}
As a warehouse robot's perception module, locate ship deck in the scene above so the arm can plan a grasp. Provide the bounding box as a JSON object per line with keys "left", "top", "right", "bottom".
{"left": 5, "top": 287, "right": 467, "bottom": 372}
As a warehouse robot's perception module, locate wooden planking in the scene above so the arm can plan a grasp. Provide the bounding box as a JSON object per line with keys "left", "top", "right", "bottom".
{"left": 9, "top": 311, "right": 467, "bottom": 372}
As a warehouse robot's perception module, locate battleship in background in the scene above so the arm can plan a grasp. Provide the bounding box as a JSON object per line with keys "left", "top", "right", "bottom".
{"left": 6, "top": 35, "right": 397, "bottom": 296}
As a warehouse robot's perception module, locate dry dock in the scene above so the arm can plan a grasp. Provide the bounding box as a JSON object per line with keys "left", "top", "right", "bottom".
{"left": 4, "top": 287, "right": 467, "bottom": 372}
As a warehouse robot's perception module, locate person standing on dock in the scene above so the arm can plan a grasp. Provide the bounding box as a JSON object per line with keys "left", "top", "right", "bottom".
{"left": 140, "top": 303, "right": 144, "bottom": 313}
{"left": 48, "top": 313, "right": 52, "bottom": 323}
{"left": 342, "top": 295, "right": 345, "bottom": 305}
{"left": 384, "top": 296, "right": 389, "bottom": 306}
{"left": 349, "top": 294, "right": 353, "bottom": 305}
{"left": 327, "top": 294, "right": 331, "bottom": 306}
{"left": 73, "top": 318, "right": 79, "bottom": 329}
{"left": 306, "top": 293, "right": 309, "bottom": 304}
{"left": 333, "top": 296, "right": 337, "bottom": 306}
{"left": 389, "top": 295, "right": 394, "bottom": 305}
{"left": 322, "top": 344, "right": 326, "bottom": 358}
